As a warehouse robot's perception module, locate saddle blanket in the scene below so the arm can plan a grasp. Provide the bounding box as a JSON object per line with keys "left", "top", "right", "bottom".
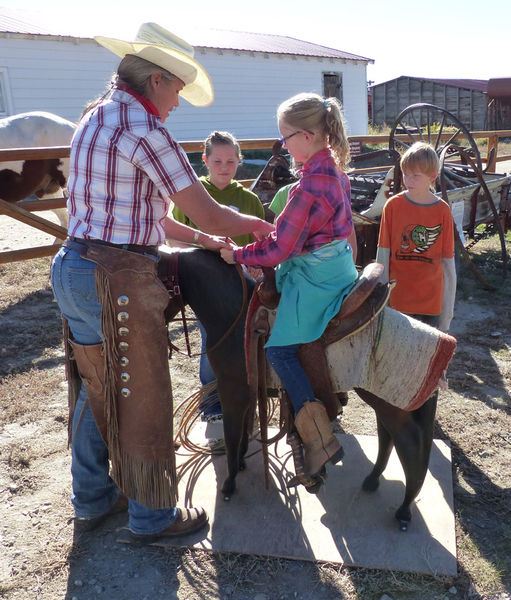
{"left": 263, "top": 306, "right": 456, "bottom": 411}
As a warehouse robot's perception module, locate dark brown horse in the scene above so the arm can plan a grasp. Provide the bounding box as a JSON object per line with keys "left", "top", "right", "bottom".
{"left": 161, "top": 247, "right": 439, "bottom": 531}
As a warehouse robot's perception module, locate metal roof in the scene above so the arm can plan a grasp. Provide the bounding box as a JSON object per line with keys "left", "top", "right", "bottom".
{"left": 0, "top": 8, "right": 372, "bottom": 62}
{"left": 420, "top": 77, "right": 488, "bottom": 93}
{"left": 187, "top": 29, "right": 372, "bottom": 61}
{"left": 371, "top": 76, "right": 488, "bottom": 93}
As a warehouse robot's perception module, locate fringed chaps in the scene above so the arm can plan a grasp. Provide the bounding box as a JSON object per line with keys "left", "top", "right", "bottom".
{"left": 80, "top": 243, "right": 177, "bottom": 509}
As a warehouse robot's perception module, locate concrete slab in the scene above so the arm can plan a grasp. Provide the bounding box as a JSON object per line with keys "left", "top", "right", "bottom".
{"left": 123, "top": 425, "right": 457, "bottom": 576}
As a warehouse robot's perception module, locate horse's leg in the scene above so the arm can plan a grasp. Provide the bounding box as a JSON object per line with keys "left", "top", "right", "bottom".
{"left": 175, "top": 250, "right": 256, "bottom": 500}
{"left": 391, "top": 392, "right": 438, "bottom": 530}
{"left": 54, "top": 206, "right": 69, "bottom": 228}
{"left": 356, "top": 388, "right": 401, "bottom": 493}
{"left": 219, "top": 385, "right": 250, "bottom": 500}
{"left": 211, "top": 350, "right": 251, "bottom": 501}
{"left": 361, "top": 414, "right": 394, "bottom": 492}
{"left": 355, "top": 388, "right": 437, "bottom": 531}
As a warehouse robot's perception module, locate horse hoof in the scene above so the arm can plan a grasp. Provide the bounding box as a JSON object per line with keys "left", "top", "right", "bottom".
{"left": 398, "top": 520, "right": 409, "bottom": 532}
{"left": 395, "top": 505, "right": 411, "bottom": 531}
{"left": 362, "top": 475, "right": 379, "bottom": 492}
{"left": 221, "top": 479, "right": 236, "bottom": 499}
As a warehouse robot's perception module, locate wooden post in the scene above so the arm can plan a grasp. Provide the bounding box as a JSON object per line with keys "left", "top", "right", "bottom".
{"left": 486, "top": 134, "right": 499, "bottom": 172}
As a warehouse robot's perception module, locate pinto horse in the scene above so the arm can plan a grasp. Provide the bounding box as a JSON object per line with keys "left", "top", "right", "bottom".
{"left": 161, "top": 247, "right": 442, "bottom": 530}
{"left": 0, "top": 111, "right": 76, "bottom": 234}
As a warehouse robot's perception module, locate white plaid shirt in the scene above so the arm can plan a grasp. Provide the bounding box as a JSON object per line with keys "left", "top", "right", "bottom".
{"left": 67, "top": 88, "right": 197, "bottom": 245}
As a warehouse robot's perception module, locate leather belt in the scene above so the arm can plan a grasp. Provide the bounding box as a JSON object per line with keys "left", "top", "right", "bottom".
{"left": 64, "top": 236, "right": 159, "bottom": 257}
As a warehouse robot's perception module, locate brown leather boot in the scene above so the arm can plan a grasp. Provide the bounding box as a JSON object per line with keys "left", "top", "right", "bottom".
{"left": 126, "top": 507, "right": 209, "bottom": 544}
{"left": 294, "top": 401, "right": 344, "bottom": 477}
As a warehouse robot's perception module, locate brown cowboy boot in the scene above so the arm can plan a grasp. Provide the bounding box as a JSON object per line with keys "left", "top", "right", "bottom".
{"left": 294, "top": 401, "right": 344, "bottom": 478}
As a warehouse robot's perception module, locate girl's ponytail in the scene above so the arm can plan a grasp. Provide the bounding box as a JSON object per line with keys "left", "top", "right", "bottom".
{"left": 324, "top": 97, "right": 351, "bottom": 172}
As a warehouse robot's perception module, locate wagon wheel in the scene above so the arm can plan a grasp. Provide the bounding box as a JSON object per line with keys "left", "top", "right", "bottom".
{"left": 438, "top": 144, "right": 508, "bottom": 290}
{"left": 389, "top": 103, "right": 482, "bottom": 173}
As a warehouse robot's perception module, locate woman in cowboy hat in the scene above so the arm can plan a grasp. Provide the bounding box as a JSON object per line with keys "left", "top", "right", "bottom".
{"left": 51, "top": 23, "right": 273, "bottom": 544}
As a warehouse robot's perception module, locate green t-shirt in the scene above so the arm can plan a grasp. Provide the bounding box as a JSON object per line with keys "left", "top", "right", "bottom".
{"left": 268, "top": 183, "right": 295, "bottom": 218}
{"left": 173, "top": 176, "right": 265, "bottom": 246}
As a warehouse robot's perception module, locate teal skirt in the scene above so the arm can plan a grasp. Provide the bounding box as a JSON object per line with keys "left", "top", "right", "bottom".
{"left": 265, "top": 239, "right": 358, "bottom": 347}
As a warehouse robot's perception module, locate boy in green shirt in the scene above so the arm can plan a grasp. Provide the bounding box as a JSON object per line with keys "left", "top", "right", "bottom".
{"left": 173, "top": 131, "right": 265, "bottom": 421}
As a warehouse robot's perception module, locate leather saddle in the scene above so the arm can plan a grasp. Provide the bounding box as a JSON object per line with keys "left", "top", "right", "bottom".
{"left": 254, "top": 261, "right": 392, "bottom": 419}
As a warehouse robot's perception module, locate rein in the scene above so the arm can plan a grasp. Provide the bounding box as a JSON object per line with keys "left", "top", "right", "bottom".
{"left": 165, "top": 251, "right": 249, "bottom": 358}
{"left": 165, "top": 252, "right": 192, "bottom": 356}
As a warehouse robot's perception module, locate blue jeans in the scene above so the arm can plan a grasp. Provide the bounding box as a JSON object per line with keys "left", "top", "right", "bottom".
{"left": 266, "top": 344, "right": 316, "bottom": 415}
{"left": 50, "top": 246, "right": 177, "bottom": 534}
{"left": 198, "top": 321, "right": 222, "bottom": 418}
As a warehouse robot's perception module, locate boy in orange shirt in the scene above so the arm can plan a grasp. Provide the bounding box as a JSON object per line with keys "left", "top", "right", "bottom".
{"left": 376, "top": 142, "right": 456, "bottom": 331}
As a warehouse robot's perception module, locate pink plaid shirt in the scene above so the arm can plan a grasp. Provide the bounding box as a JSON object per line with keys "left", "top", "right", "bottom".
{"left": 67, "top": 87, "right": 197, "bottom": 245}
{"left": 233, "top": 148, "right": 353, "bottom": 267}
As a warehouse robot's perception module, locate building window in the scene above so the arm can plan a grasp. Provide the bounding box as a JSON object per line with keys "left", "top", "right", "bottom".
{"left": 0, "top": 68, "right": 13, "bottom": 117}
{"left": 323, "top": 72, "right": 343, "bottom": 103}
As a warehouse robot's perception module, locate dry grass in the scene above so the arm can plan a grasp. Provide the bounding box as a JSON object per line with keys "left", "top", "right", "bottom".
{"left": 0, "top": 257, "right": 52, "bottom": 306}
{"left": 1, "top": 369, "right": 65, "bottom": 423}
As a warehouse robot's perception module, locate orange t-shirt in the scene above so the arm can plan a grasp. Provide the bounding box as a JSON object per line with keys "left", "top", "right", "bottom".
{"left": 378, "top": 192, "right": 455, "bottom": 315}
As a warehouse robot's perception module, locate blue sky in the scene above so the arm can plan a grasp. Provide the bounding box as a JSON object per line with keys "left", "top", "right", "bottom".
{"left": 2, "top": 0, "right": 509, "bottom": 84}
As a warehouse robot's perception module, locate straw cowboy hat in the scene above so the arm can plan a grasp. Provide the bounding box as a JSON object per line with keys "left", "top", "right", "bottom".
{"left": 95, "top": 23, "right": 214, "bottom": 107}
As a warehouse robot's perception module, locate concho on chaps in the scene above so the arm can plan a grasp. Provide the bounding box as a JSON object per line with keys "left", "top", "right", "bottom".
{"left": 79, "top": 243, "right": 177, "bottom": 509}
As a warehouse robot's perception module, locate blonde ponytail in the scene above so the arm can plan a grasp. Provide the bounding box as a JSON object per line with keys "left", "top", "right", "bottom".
{"left": 324, "top": 97, "right": 351, "bottom": 172}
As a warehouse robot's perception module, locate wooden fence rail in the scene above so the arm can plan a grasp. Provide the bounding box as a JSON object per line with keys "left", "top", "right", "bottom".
{"left": 1, "top": 130, "right": 510, "bottom": 264}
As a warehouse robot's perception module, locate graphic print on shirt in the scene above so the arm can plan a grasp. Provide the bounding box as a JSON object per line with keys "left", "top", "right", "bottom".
{"left": 396, "top": 223, "right": 442, "bottom": 264}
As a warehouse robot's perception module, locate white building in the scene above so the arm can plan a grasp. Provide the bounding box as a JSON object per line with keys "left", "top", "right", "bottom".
{"left": 0, "top": 9, "right": 373, "bottom": 140}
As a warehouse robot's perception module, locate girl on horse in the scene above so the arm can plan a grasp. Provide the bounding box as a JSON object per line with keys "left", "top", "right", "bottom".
{"left": 221, "top": 92, "right": 358, "bottom": 481}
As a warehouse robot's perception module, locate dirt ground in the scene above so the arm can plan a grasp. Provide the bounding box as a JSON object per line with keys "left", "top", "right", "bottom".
{"left": 0, "top": 214, "right": 510, "bottom": 600}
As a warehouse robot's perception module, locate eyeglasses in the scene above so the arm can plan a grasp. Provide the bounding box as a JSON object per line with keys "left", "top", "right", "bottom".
{"left": 278, "top": 129, "right": 313, "bottom": 146}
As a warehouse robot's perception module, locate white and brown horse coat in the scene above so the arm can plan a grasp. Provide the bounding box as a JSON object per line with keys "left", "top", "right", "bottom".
{"left": 0, "top": 112, "right": 76, "bottom": 226}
